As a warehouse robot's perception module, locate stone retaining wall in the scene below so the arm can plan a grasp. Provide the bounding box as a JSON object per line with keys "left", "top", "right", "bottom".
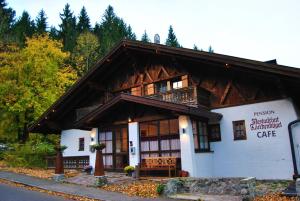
{"left": 164, "top": 177, "right": 256, "bottom": 200}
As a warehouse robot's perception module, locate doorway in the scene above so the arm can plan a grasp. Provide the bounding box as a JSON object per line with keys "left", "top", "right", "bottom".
{"left": 98, "top": 125, "right": 129, "bottom": 171}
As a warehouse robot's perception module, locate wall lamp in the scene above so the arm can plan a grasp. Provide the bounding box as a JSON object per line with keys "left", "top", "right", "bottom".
{"left": 128, "top": 116, "right": 132, "bottom": 123}
{"left": 182, "top": 128, "right": 186, "bottom": 134}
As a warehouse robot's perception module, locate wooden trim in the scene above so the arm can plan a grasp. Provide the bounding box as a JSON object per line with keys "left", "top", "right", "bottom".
{"left": 75, "top": 93, "right": 222, "bottom": 128}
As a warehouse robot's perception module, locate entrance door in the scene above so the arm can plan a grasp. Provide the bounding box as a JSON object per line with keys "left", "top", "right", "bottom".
{"left": 99, "top": 125, "right": 129, "bottom": 170}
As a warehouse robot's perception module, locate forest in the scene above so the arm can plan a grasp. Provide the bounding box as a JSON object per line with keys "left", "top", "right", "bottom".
{"left": 0, "top": 0, "right": 213, "bottom": 167}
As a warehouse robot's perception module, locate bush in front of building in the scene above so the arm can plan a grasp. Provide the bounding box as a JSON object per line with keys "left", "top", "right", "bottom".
{"left": 156, "top": 183, "right": 166, "bottom": 195}
{"left": 3, "top": 134, "right": 58, "bottom": 168}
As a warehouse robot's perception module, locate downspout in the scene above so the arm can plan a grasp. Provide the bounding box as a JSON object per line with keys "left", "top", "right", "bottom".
{"left": 288, "top": 119, "right": 300, "bottom": 180}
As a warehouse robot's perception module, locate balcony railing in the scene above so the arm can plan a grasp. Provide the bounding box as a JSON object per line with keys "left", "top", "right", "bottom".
{"left": 146, "top": 86, "right": 197, "bottom": 106}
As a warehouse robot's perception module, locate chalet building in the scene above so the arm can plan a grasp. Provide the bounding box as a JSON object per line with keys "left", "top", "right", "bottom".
{"left": 30, "top": 40, "right": 300, "bottom": 180}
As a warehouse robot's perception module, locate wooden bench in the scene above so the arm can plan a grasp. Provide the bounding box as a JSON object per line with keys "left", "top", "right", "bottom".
{"left": 140, "top": 156, "right": 177, "bottom": 177}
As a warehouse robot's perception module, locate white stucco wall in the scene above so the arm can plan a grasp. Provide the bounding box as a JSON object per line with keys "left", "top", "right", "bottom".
{"left": 128, "top": 122, "right": 140, "bottom": 166}
{"left": 179, "top": 115, "right": 197, "bottom": 176}
{"left": 209, "top": 98, "right": 299, "bottom": 179}
{"left": 61, "top": 129, "right": 91, "bottom": 157}
{"left": 179, "top": 115, "right": 214, "bottom": 177}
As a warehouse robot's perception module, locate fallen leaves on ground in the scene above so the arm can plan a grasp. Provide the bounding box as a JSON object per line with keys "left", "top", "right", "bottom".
{"left": 254, "top": 193, "right": 299, "bottom": 201}
{"left": 0, "top": 161, "right": 79, "bottom": 179}
{"left": 102, "top": 181, "right": 159, "bottom": 198}
{"left": 0, "top": 178, "right": 100, "bottom": 201}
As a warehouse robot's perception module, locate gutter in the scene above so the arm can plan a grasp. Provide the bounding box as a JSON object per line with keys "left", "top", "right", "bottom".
{"left": 288, "top": 119, "right": 300, "bottom": 179}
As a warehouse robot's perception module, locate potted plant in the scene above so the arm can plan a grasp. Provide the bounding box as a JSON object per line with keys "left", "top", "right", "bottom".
{"left": 91, "top": 143, "right": 106, "bottom": 177}
{"left": 124, "top": 165, "right": 135, "bottom": 176}
{"left": 90, "top": 143, "right": 106, "bottom": 151}
{"left": 54, "top": 145, "right": 67, "bottom": 179}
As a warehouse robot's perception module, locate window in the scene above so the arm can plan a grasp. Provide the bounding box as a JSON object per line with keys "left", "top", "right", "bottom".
{"left": 140, "top": 119, "right": 180, "bottom": 159}
{"left": 156, "top": 81, "right": 167, "bottom": 93}
{"left": 233, "top": 120, "right": 247, "bottom": 140}
{"left": 131, "top": 86, "right": 141, "bottom": 96}
{"left": 209, "top": 124, "right": 221, "bottom": 142}
{"left": 144, "top": 84, "right": 155, "bottom": 95}
{"left": 79, "top": 138, "right": 84, "bottom": 151}
{"left": 192, "top": 120, "right": 210, "bottom": 152}
{"left": 172, "top": 80, "right": 182, "bottom": 89}
{"left": 99, "top": 131, "right": 113, "bottom": 168}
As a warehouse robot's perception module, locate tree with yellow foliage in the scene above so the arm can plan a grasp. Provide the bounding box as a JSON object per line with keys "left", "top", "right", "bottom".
{"left": 0, "top": 34, "right": 77, "bottom": 142}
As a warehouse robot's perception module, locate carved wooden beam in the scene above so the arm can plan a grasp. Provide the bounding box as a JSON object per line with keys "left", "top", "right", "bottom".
{"left": 220, "top": 80, "right": 232, "bottom": 105}
{"left": 145, "top": 70, "right": 154, "bottom": 82}
{"left": 161, "top": 66, "right": 170, "bottom": 77}
{"left": 232, "top": 82, "right": 246, "bottom": 102}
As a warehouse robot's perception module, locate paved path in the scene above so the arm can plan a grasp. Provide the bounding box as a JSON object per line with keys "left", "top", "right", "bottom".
{"left": 0, "top": 171, "right": 175, "bottom": 201}
{"left": 0, "top": 182, "right": 72, "bottom": 201}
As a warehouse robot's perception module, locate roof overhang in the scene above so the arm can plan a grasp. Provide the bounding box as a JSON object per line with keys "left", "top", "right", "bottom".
{"left": 29, "top": 39, "right": 300, "bottom": 134}
{"left": 75, "top": 93, "right": 222, "bottom": 129}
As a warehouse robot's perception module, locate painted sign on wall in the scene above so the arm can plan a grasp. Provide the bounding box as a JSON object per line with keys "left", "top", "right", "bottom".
{"left": 250, "top": 110, "right": 282, "bottom": 138}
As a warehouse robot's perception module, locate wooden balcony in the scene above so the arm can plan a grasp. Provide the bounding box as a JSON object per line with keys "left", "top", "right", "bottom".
{"left": 146, "top": 86, "right": 198, "bottom": 106}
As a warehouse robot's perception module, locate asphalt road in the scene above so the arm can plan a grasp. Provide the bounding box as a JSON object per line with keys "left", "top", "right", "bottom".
{"left": 0, "top": 183, "right": 73, "bottom": 201}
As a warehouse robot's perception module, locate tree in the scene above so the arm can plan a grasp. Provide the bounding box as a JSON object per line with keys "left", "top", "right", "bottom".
{"left": 0, "top": 0, "right": 15, "bottom": 42}
{"left": 77, "top": 6, "right": 90, "bottom": 33}
{"left": 141, "top": 30, "right": 151, "bottom": 43}
{"left": 165, "top": 25, "right": 180, "bottom": 47}
{"left": 208, "top": 45, "right": 214, "bottom": 53}
{"left": 126, "top": 25, "right": 136, "bottom": 40}
{"left": 73, "top": 32, "right": 100, "bottom": 76}
{"left": 59, "top": 4, "right": 77, "bottom": 52}
{"left": 35, "top": 9, "right": 47, "bottom": 34}
{"left": 12, "top": 11, "right": 35, "bottom": 46}
{"left": 94, "top": 5, "right": 136, "bottom": 56}
{"left": 0, "top": 35, "right": 77, "bottom": 142}
{"left": 193, "top": 44, "right": 199, "bottom": 51}
{"left": 49, "top": 26, "right": 59, "bottom": 40}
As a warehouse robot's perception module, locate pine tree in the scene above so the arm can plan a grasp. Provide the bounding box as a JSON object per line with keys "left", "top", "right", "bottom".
{"left": 141, "top": 30, "right": 150, "bottom": 43}
{"left": 59, "top": 3, "right": 77, "bottom": 52}
{"left": 126, "top": 25, "right": 136, "bottom": 40}
{"left": 208, "top": 45, "right": 214, "bottom": 53}
{"left": 77, "top": 6, "right": 90, "bottom": 33}
{"left": 35, "top": 9, "right": 47, "bottom": 34}
{"left": 193, "top": 44, "right": 199, "bottom": 51}
{"left": 165, "top": 25, "right": 180, "bottom": 47}
{"left": 49, "top": 26, "right": 59, "bottom": 40}
{"left": 0, "top": 0, "right": 15, "bottom": 42}
{"left": 12, "top": 11, "right": 35, "bottom": 46}
{"left": 94, "top": 5, "right": 136, "bottom": 56}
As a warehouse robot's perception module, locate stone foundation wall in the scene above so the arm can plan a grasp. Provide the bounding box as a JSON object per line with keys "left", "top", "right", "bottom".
{"left": 164, "top": 177, "right": 256, "bottom": 200}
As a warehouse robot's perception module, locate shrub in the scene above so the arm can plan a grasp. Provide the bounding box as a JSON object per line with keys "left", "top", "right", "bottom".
{"left": 90, "top": 143, "right": 106, "bottom": 150}
{"left": 3, "top": 134, "right": 57, "bottom": 168}
{"left": 124, "top": 165, "right": 135, "bottom": 174}
{"left": 157, "top": 183, "right": 165, "bottom": 195}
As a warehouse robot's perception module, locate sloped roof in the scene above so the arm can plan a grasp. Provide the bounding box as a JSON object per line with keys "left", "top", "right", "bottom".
{"left": 74, "top": 93, "right": 222, "bottom": 128}
{"left": 29, "top": 39, "right": 300, "bottom": 133}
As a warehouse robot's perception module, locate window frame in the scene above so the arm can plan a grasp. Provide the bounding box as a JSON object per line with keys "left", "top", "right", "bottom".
{"left": 209, "top": 124, "right": 221, "bottom": 142}
{"left": 78, "top": 137, "right": 85, "bottom": 151}
{"left": 192, "top": 120, "right": 210, "bottom": 153}
{"left": 232, "top": 120, "right": 247, "bottom": 140}
{"left": 139, "top": 119, "right": 180, "bottom": 159}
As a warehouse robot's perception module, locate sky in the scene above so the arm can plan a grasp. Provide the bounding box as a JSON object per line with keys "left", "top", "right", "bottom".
{"left": 6, "top": 0, "right": 300, "bottom": 68}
